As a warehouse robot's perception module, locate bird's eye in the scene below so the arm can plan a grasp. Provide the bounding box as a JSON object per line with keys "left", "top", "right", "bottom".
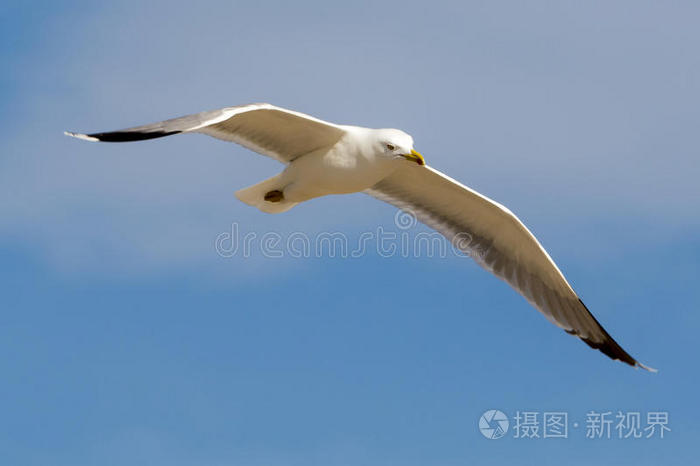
{"left": 386, "top": 144, "right": 396, "bottom": 151}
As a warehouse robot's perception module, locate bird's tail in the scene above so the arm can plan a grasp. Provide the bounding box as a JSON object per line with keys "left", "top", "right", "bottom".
{"left": 235, "top": 174, "right": 298, "bottom": 214}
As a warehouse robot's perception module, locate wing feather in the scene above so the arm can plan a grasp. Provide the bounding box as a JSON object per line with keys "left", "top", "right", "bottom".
{"left": 367, "top": 165, "right": 654, "bottom": 370}
{"left": 65, "top": 103, "right": 346, "bottom": 164}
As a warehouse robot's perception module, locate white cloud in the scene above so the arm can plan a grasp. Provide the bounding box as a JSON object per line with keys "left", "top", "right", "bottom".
{"left": 1, "top": 0, "right": 698, "bottom": 278}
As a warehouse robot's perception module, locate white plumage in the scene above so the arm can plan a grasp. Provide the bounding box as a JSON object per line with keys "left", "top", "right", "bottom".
{"left": 66, "top": 103, "right": 654, "bottom": 370}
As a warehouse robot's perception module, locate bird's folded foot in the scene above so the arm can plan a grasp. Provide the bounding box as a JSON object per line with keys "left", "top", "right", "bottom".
{"left": 264, "top": 190, "right": 284, "bottom": 203}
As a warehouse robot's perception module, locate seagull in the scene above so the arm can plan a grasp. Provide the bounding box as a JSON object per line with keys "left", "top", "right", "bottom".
{"left": 66, "top": 103, "right": 654, "bottom": 371}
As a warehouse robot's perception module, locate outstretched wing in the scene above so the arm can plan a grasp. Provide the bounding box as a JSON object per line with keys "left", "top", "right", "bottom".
{"left": 65, "top": 103, "right": 347, "bottom": 164}
{"left": 367, "top": 164, "right": 654, "bottom": 370}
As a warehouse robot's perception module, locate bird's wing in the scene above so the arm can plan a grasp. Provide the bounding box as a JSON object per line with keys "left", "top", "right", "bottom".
{"left": 367, "top": 164, "right": 654, "bottom": 370}
{"left": 65, "top": 103, "right": 347, "bottom": 164}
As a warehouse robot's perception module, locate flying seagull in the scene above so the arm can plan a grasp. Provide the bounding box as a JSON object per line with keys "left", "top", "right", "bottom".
{"left": 66, "top": 103, "right": 654, "bottom": 371}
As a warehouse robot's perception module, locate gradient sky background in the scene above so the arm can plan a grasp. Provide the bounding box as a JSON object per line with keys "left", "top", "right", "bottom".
{"left": 1, "top": 1, "right": 699, "bottom": 464}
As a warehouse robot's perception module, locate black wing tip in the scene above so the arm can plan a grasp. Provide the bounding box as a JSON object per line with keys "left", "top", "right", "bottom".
{"left": 64, "top": 129, "right": 181, "bottom": 142}
{"left": 577, "top": 335, "right": 657, "bottom": 372}
{"left": 574, "top": 298, "right": 657, "bottom": 372}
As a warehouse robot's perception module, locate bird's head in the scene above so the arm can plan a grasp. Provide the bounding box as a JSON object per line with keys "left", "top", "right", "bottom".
{"left": 375, "top": 129, "right": 425, "bottom": 166}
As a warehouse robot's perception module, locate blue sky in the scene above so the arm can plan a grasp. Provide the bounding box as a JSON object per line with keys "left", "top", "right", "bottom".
{"left": 1, "top": 1, "right": 699, "bottom": 464}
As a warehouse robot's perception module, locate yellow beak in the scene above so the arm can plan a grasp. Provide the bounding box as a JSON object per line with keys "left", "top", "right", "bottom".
{"left": 402, "top": 149, "right": 425, "bottom": 166}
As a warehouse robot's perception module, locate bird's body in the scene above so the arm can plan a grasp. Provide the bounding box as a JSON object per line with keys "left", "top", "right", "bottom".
{"left": 238, "top": 126, "right": 414, "bottom": 212}
{"left": 285, "top": 128, "right": 397, "bottom": 197}
{"left": 66, "top": 103, "right": 654, "bottom": 371}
